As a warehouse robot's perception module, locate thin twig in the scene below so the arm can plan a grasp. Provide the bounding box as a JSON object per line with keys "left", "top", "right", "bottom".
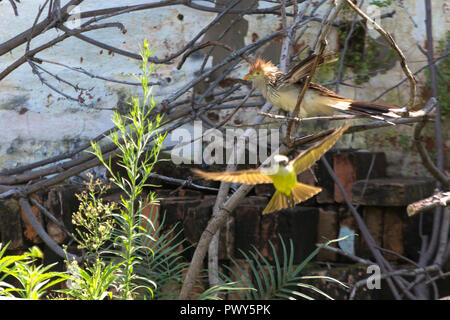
{"left": 29, "top": 198, "right": 73, "bottom": 238}
{"left": 344, "top": 0, "right": 416, "bottom": 112}
{"left": 318, "top": 244, "right": 375, "bottom": 265}
{"left": 148, "top": 172, "right": 219, "bottom": 193}
{"left": 286, "top": 0, "right": 346, "bottom": 144}
{"left": 349, "top": 265, "right": 440, "bottom": 300}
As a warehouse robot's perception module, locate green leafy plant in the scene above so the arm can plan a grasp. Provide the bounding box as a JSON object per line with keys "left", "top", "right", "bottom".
{"left": 135, "top": 214, "right": 190, "bottom": 300}
{"left": 1, "top": 40, "right": 189, "bottom": 301}
{"left": 0, "top": 244, "right": 68, "bottom": 299}
{"left": 219, "top": 235, "right": 349, "bottom": 300}
{"left": 72, "top": 173, "right": 117, "bottom": 256}
{"left": 62, "top": 258, "right": 122, "bottom": 300}
{"left": 90, "top": 39, "right": 166, "bottom": 299}
{"left": 197, "top": 282, "right": 255, "bottom": 300}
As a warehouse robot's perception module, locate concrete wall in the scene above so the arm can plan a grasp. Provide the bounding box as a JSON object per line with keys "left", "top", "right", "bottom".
{"left": 0, "top": 0, "right": 448, "bottom": 176}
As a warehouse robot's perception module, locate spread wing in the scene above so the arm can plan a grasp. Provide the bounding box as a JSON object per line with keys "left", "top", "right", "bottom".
{"left": 290, "top": 122, "right": 350, "bottom": 175}
{"left": 282, "top": 51, "right": 337, "bottom": 85}
{"left": 192, "top": 168, "right": 273, "bottom": 185}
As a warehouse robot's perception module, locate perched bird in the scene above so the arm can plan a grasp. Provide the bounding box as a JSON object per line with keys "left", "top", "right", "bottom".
{"left": 192, "top": 123, "right": 350, "bottom": 214}
{"left": 243, "top": 53, "right": 407, "bottom": 121}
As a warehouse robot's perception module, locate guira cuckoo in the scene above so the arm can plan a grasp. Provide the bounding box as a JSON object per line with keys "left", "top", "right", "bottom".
{"left": 243, "top": 53, "right": 407, "bottom": 121}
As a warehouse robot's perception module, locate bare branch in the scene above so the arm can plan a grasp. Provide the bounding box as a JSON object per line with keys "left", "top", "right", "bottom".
{"left": 0, "top": 0, "right": 85, "bottom": 56}
{"left": 148, "top": 172, "right": 219, "bottom": 193}
{"left": 19, "top": 197, "right": 81, "bottom": 262}
{"left": 407, "top": 191, "right": 450, "bottom": 217}
{"left": 8, "top": 0, "right": 19, "bottom": 16}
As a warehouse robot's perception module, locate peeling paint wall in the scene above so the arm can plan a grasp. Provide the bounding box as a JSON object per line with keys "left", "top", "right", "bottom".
{"left": 0, "top": 0, "right": 448, "bottom": 177}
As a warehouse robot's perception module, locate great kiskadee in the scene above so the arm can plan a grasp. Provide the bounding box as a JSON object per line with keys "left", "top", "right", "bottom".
{"left": 192, "top": 123, "right": 350, "bottom": 214}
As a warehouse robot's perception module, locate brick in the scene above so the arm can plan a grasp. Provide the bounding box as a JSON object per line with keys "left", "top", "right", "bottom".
{"left": 316, "top": 207, "right": 339, "bottom": 262}
{"left": 0, "top": 199, "right": 24, "bottom": 249}
{"left": 183, "top": 197, "right": 234, "bottom": 260}
{"left": 258, "top": 212, "right": 279, "bottom": 263}
{"left": 142, "top": 202, "right": 160, "bottom": 229}
{"left": 155, "top": 189, "right": 176, "bottom": 198}
{"left": 403, "top": 211, "right": 434, "bottom": 261}
{"left": 142, "top": 202, "right": 160, "bottom": 247}
{"left": 333, "top": 152, "right": 357, "bottom": 203}
{"left": 382, "top": 207, "right": 404, "bottom": 261}
{"left": 219, "top": 215, "right": 234, "bottom": 260}
{"left": 333, "top": 151, "right": 387, "bottom": 203}
{"left": 183, "top": 198, "right": 215, "bottom": 245}
{"left": 315, "top": 151, "right": 387, "bottom": 204}
{"left": 298, "top": 168, "right": 321, "bottom": 206}
{"left": 254, "top": 183, "right": 274, "bottom": 197}
{"left": 225, "top": 258, "right": 252, "bottom": 300}
{"left": 158, "top": 197, "right": 203, "bottom": 258}
{"left": 357, "top": 207, "right": 383, "bottom": 258}
{"left": 20, "top": 197, "right": 43, "bottom": 244}
{"left": 352, "top": 177, "right": 435, "bottom": 206}
{"left": 177, "top": 189, "right": 203, "bottom": 199}
{"left": 298, "top": 166, "right": 318, "bottom": 186}
{"left": 241, "top": 196, "right": 270, "bottom": 206}
{"left": 159, "top": 197, "right": 202, "bottom": 228}
{"left": 315, "top": 152, "right": 335, "bottom": 204}
{"left": 234, "top": 201, "right": 319, "bottom": 264}
{"left": 45, "top": 184, "right": 83, "bottom": 234}
{"left": 233, "top": 204, "right": 262, "bottom": 257}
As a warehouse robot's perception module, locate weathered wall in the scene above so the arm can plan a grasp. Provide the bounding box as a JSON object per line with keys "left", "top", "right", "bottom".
{"left": 0, "top": 0, "right": 448, "bottom": 176}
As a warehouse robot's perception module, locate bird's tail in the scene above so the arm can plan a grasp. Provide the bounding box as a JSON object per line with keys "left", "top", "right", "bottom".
{"left": 262, "top": 183, "right": 322, "bottom": 215}
{"left": 291, "top": 182, "right": 322, "bottom": 204}
{"left": 326, "top": 97, "right": 406, "bottom": 122}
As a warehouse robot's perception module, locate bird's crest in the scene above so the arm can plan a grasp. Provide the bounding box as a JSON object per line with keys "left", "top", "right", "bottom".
{"left": 248, "top": 57, "right": 281, "bottom": 84}
{"left": 249, "top": 57, "right": 278, "bottom": 75}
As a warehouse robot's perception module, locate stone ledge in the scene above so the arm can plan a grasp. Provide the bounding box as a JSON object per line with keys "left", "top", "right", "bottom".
{"left": 352, "top": 177, "right": 436, "bottom": 207}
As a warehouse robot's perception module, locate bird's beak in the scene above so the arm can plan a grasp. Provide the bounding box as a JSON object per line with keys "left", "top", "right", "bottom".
{"left": 243, "top": 74, "right": 252, "bottom": 80}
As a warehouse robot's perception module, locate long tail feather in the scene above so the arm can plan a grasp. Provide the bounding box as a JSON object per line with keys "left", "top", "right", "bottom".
{"left": 327, "top": 98, "right": 406, "bottom": 121}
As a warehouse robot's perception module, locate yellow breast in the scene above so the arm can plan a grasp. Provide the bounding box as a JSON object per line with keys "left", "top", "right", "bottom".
{"left": 268, "top": 164, "right": 297, "bottom": 196}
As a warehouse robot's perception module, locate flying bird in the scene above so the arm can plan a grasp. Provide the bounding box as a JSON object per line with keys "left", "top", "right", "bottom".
{"left": 243, "top": 53, "right": 408, "bottom": 121}
{"left": 192, "top": 123, "right": 350, "bottom": 214}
